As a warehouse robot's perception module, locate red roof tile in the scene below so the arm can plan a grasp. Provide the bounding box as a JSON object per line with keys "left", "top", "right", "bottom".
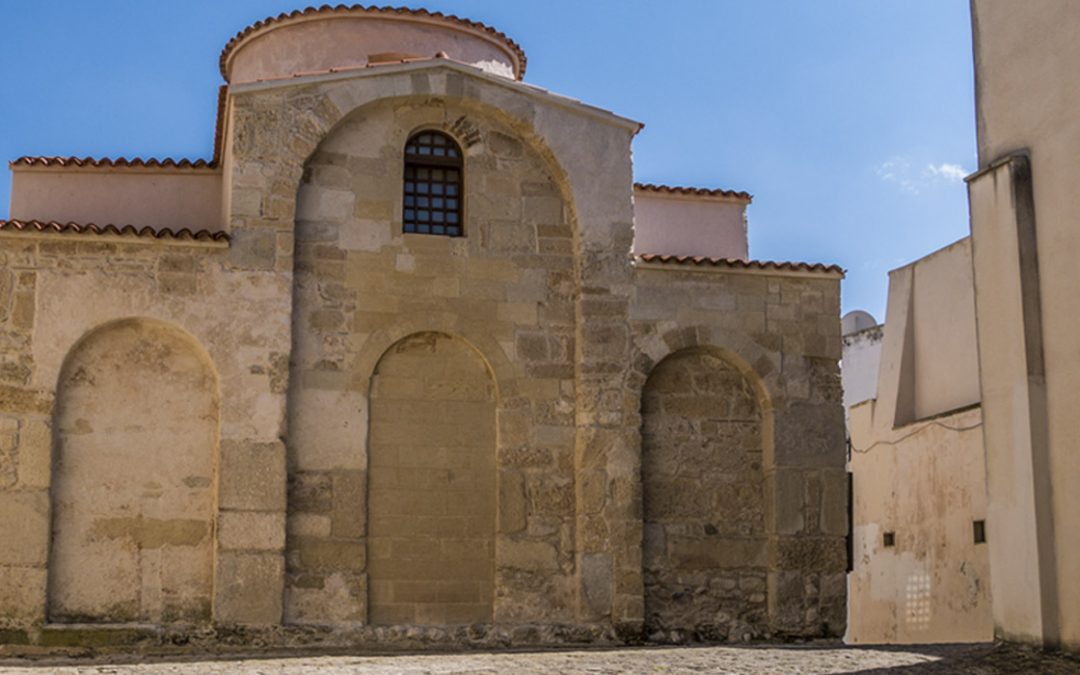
{"left": 9, "top": 156, "right": 216, "bottom": 170}
{"left": 0, "top": 220, "right": 229, "bottom": 243}
{"left": 635, "top": 253, "right": 844, "bottom": 276}
{"left": 634, "top": 182, "right": 752, "bottom": 202}
{"left": 220, "top": 4, "right": 527, "bottom": 82}
{"left": 13, "top": 85, "right": 227, "bottom": 171}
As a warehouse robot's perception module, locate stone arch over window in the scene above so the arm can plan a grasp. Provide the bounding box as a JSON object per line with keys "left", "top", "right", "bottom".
{"left": 366, "top": 331, "right": 496, "bottom": 624}
{"left": 640, "top": 346, "right": 769, "bottom": 640}
{"left": 48, "top": 318, "right": 219, "bottom": 624}
{"left": 403, "top": 130, "right": 463, "bottom": 236}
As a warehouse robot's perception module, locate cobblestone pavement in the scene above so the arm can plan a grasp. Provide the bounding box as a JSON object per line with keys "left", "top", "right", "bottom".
{"left": 2, "top": 642, "right": 1079, "bottom": 674}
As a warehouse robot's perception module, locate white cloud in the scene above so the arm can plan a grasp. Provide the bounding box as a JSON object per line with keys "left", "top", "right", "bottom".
{"left": 875, "top": 157, "right": 969, "bottom": 194}
{"left": 925, "top": 162, "right": 967, "bottom": 182}
{"left": 876, "top": 157, "right": 919, "bottom": 194}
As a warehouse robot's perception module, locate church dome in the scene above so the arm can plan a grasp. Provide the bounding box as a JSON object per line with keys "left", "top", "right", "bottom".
{"left": 220, "top": 5, "right": 526, "bottom": 84}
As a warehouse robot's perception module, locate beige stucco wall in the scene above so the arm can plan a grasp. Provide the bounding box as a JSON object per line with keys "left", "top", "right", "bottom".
{"left": 908, "top": 239, "right": 980, "bottom": 422}
{"left": 841, "top": 324, "right": 882, "bottom": 412}
{"left": 847, "top": 404, "right": 991, "bottom": 644}
{"left": 226, "top": 17, "right": 519, "bottom": 83}
{"left": 876, "top": 239, "right": 979, "bottom": 428}
{"left": 845, "top": 236, "right": 991, "bottom": 644}
{"left": 10, "top": 169, "right": 222, "bottom": 231}
{"left": 970, "top": 0, "right": 1080, "bottom": 649}
{"left": 632, "top": 191, "right": 748, "bottom": 260}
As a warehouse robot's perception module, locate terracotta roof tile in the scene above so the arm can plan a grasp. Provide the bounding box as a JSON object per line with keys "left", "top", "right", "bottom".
{"left": 0, "top": 220, "right": 230, "bottom": 243}
{"left": 9, "top": 156, "right": 215, "bottom": 170}
{"left": 220, "top": 4, "right": 527, "bottom": 82}
{"left": 635, "top": 253, "right": 844, "bottom": 276}
{"left": 634, "top": 182, "right": 752, "bottom": 203}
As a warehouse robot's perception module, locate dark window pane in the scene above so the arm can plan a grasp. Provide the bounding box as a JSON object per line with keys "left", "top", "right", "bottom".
{"left": 403, "top": 130, "right": 463, "bottom": 238}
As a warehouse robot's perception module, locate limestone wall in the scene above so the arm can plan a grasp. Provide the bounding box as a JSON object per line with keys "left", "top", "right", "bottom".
{"left": 629, "top": 264, "right": 847, "bottom": 639}
{"left": 0, "top": 61, "right": 846, "bottom": 648}
{"left": 0, "top": 234, "right": 291, "bottom": 638}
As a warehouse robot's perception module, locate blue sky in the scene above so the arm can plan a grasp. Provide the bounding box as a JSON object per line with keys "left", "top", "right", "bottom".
{"left": 0, "top": 1, "right": 975, "bottom": 320}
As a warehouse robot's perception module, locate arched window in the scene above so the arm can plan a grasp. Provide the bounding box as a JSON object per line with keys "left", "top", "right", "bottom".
{"left": 403, "top": 131, "right": 463, "bottom": 236}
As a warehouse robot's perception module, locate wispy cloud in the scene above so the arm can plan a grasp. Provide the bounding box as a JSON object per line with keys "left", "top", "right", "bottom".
{"left": 925, "top": 162, "right": 967, "bottom": 182}
{"left": 876, "top": 156, "right": 919, "bottom": 194}
{"left": 875, "top": 156, "right": 969, "bottom": 194}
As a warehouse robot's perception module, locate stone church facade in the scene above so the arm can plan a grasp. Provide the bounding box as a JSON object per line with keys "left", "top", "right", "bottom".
{"left": 0, "top": 6, "right": 846, "bottom": 649}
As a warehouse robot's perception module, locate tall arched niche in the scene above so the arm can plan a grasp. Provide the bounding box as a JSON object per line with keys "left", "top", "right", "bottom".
{"left": 367, "top": 331, "right": 497, "bottom": 624}
{"left": 640, "top": 347, "right": 769, "bottom": 640}
{"left": 48, "top": 318, "right": 220, "bottom": 624}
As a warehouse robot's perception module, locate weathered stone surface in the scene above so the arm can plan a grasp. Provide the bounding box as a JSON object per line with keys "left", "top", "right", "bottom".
{"left": 219, "top": 511, "right": 286, "bottom": 552}
{"left": 215, "top": 552, "right": 284, "bottom": 625}
{"left": 221, "top": 440, "right": 287, "bottom": 512}
{"left": 0, "top": 49, "right": 844, "bottom": 644}
{"left": 0, "top": 491, "right": 48, "bottom": 566}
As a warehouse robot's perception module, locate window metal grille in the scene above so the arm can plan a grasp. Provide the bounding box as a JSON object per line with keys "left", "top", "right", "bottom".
{"left": 403, "top": 131, "right": 463, "bottom": 236}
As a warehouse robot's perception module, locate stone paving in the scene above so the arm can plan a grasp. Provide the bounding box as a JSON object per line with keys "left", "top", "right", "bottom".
{"left": 1, "top": 642, "right": 1079, "bottom": 674}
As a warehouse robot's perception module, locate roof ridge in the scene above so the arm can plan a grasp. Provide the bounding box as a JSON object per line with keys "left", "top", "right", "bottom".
{"left": 635, "top": 253, "right": 844, "bottom": 275}
{"left": 0, "top": 219, "right": 230, "bottom": 242}
{"left": 219, "top": 4, "right": 527, "bottom": 82}
{"left": 634, "top": 182, "right": 752, "bottom": 202}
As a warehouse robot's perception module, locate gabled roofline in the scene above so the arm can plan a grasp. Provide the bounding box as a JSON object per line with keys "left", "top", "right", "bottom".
{"left": 228, "top": 57, "right": 644, "bottom": 135}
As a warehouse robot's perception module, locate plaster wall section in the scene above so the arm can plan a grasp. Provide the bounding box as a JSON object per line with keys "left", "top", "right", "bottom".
{"left": 10, "top": 170, "right": 223, "bottom": 231}
{"left": 841, "top": 326, "right": 883, "bottom": 412}
{"left": 874, "top": 239, "right": 979, "bottom": 428}
{"left": 845, "top": 236, "right": 990, "bottom": 644}
{"left": 632, "top": 192, "right": 748, "bottom": 260}
{"left": 628, "top": 263, "right": 848, "bottom": 639}
{"left": 847, "top": 403, "right": 991, "bottom": 644}
{"left": 227, "top": 18, "right": 518, "bottom": 83}
{"left": 971, "top": 0, "right": 1080, "bottom": 648}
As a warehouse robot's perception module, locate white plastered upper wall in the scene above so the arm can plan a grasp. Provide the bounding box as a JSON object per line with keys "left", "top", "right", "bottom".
{"left": 872, "top": 236, "right": 980, "bottom": 429}
{"left": 631, "top": 189, "right": 749, "bottom": 260}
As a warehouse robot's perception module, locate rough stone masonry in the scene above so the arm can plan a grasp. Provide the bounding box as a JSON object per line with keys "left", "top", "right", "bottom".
{"left": 0, "top": 5, "right": 847, "bottom": 652}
